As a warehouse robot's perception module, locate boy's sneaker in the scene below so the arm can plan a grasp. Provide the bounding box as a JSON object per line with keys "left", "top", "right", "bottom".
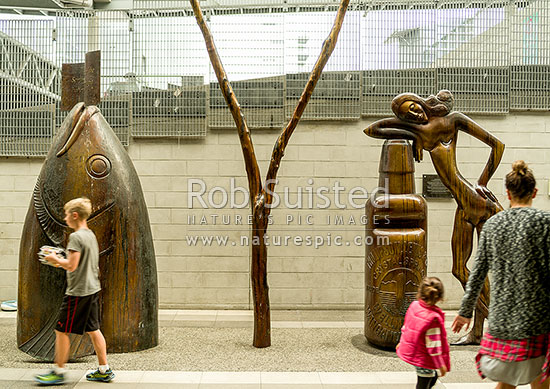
{"left": 34, "top": 370, "right": 65, "bottom": 385}
{"left": 86, "top": 368, "right": 115, "bottom": 382}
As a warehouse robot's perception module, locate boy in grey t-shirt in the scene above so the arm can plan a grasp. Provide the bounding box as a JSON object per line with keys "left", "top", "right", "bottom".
{"left": 35, "top": 198, "right": 115, "bottom": 385}
{"left": 65, "top": 228, "right": 101, "bottom": 297}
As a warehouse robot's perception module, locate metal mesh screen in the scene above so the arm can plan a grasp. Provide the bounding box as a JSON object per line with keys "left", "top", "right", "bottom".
{"left": 209, "top": 12, "right": 285, "bottom": 129}
{"left": 510, "top": 0, "right": 550, "bottom": 110}
{"left": 56, "top": 10, "right": 132, "bottom": 145}
{"left": 363, "top": 68, "right": 436, "bottom": 116}
{"left": 285, "top": 10, "right": 361, "bottom": 120}
{"left": 0, "top": 17, "right": 57, "bottom": 156}
{"left": 133, "top": 0, "right": 193, "bottom": 9}
{"left": 53, "top": 11, "right": 86, "bottom": 132}
{"left": 131, "top": 11, "right": 208, "bottom": 137}
{"left": 133, "top": 0, "right": 344, "bottom": 11}
{"left": 361, "top": 3, "right": 437, "bottom": 116}
{"left": 96, "top": 12, "right": 132, "bottom": 145}
{"left": 131, "top": 76, "right": 207, "bottom": 137}
{"left": 99, "top": 90, "right": 132, "bottom": 140}
{"left": 434, "top": 1, "right": 509, "bottom": 113}
{"left": 1, "top": 1, "right": 550, "bottom": 157}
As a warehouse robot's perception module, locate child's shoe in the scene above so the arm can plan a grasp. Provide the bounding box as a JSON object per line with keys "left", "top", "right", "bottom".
{"left": 34, "top": 370, "right": 65, "bottom": 385}
{"left": 86, "top": 368, "right": 115, "bottom": 382}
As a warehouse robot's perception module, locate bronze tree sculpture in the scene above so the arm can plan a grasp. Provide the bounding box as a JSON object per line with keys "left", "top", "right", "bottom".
{"left": 364, "top": 90, "right": 504, "bottom": 345}
{"left": 190, "top": 0, "right": 350, "bottom": 347}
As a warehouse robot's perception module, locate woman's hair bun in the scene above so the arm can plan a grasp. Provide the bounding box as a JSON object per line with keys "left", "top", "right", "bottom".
{"left": 512, "top": 160, "right": 528, "bottom": 176}
{"left": 436, "top": 89, "right": 453, "bottom": 103}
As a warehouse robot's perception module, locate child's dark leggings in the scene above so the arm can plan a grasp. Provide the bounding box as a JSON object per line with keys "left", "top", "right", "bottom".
{"left": 416, "top": 372, "right": 438, "bottom": 389}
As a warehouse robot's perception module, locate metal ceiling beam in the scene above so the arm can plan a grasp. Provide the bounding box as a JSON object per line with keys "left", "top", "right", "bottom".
{"left": 0, "top": 71, "right": 61, "bottom": 102}
{"left": 0, "top": 0, "right": 529, "bottom": 16}
{"left": 0, "top": 31, "right": 60, "bottom": 95}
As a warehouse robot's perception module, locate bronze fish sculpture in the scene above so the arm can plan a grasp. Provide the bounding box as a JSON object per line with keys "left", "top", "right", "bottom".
{"left": 17, "top": 103, "right": 158, "bottom": 360}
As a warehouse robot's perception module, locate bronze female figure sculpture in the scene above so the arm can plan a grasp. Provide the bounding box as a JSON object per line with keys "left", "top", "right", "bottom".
{"left": 364, "top": 90, "right": 505, "bottom": 344}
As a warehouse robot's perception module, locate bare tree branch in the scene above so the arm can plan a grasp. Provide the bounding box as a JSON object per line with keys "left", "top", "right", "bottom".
{"left": 190, "top": 0, "right": 262, "bottom": 198}
{"left": 264, "top": 0, "right": 350, "bottom": 211}
{"left": 190, "top": 0, "right": 350, "bottom": 348}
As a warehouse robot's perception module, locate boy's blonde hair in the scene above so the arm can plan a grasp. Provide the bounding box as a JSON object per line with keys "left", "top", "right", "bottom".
{"left": 64, "top": 197, "right": 92, "bottom": 220}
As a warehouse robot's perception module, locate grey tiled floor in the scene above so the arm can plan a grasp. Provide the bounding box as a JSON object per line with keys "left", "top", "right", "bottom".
{"left": 0, "top": 309, "right": 525, "bottom": 387}
{"left": 0, "top": 369, "right": 533, "bottom": 388}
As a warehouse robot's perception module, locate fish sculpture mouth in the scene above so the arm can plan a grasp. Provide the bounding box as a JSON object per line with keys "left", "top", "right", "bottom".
{"left": 34, "top": 102, "right": 114, "bottom": 246}
{"left": 56, "top": 103, "right": 100, "bottom": 157}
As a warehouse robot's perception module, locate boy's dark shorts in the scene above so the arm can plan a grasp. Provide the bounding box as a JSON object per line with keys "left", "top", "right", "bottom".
{"left": 55, "top": 292, "right": 100, "bottom": 335}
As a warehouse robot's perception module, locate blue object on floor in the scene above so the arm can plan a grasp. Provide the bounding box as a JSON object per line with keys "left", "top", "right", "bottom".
{"left": 1, "top": 299, "right": 17, "bottom": 311}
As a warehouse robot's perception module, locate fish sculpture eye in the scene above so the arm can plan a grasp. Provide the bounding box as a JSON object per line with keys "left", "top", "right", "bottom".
{"left": 86, "top": 154, "right": 112, "bottom": 179}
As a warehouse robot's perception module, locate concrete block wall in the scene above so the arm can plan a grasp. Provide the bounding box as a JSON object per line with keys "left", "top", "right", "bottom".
{"left": 1, "top": 112, "right": 550, "bottom": 310}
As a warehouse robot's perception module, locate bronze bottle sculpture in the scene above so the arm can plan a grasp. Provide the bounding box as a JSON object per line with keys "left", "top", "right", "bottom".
{"left": 364, "top": 90, "right": 504, "bottom": 344}
{"left": 18, "top": 53, "right": 158, "bottom": 360}
{"left": 365, "top": 139, "right": 427, "bottom": 348}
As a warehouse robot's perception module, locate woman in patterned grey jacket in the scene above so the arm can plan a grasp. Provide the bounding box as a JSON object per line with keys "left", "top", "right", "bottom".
{"left": 452, "top": 160, "right": 550, "bottom": 389}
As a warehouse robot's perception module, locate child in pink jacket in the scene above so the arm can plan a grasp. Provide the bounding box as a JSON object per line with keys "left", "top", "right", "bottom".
{"left": 397, "top": 277, "right": 451, "bottom": 389}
